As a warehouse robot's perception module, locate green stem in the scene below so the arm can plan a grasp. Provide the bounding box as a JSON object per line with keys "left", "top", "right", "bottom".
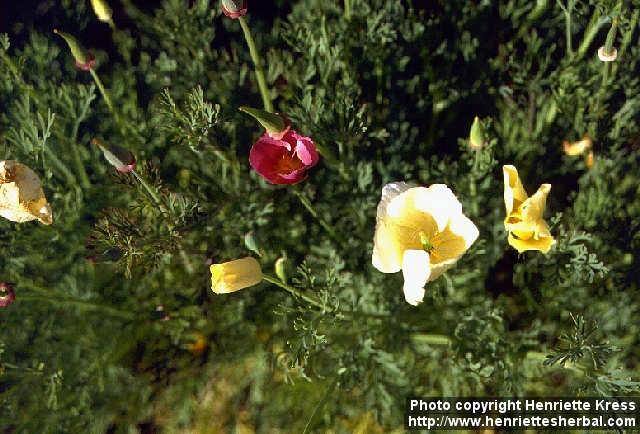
{"left": 238, "top": 17, "right": 273, "bottom": 113}
{"left": 263, "top": 275, "right": 386, "bottom": 320}
{"left": 89, "top": 69, "right": 116, "bottom": 115}
{"left": 565, "top": 10, "right": 573, "bottom": 56}
{"left": 131, "top": 169, "right": 166, "bottom": 210}
{"left": 69, "top": 105, "right": 92, "bottom": 189}
{"left": 263, "top": 274, "right": 330, "bottom": 313}
{"left": 293, "top": 190, "right": 339, "bottom": 242}
{"left": 343, "top": 0, "right": 351, "bottom": 19}
{"left": 575, "top": 10, "right": 606, "bottom": 61}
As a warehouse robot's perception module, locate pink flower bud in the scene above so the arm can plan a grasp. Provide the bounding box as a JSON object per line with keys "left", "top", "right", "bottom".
{"left": 0, "top": 282, "right": 16, "bottom": 308}
{"left": 249, "top": 130, "right": 320, "bottom": 185}
{"left": 92, "top": 139, "right": 136, "bottom": 173}
{"left": 221, "top": 0, "right": 248, "bottom": 19}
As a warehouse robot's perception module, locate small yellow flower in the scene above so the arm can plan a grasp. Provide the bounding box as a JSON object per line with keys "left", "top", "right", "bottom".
{"left": 585, "top": 151, "right": 594, "bottom": 169}
{"left": 563, "top": 135, "right": 592, "bottom": 156}
{"left": 372, "top": 183, "right": 479, "bottom": 305}
{"left": 503, "top": 165, "right": 555, "bottom": 254}
{"left": 0, "top": 160, "right": 52, "bottom": 225}
{"left": 210, "top": 257, "right": 263, "bottom": 294}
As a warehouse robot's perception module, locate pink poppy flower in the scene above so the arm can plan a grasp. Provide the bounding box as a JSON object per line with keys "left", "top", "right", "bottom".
{"left": 0, "top": 282, "right": 16, "bottom": 308}
{"left": 221, "top": 0, "right": 248, "bottom": 19}
{"left": 249, "top": 130, "right": 320, "bottom": 185}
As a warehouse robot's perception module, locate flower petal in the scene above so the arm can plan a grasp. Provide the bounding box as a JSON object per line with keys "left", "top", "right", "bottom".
{"left": 508, "top": 232, "right": 555, "bottom": 254}
{"left": 503, "top": 165, "right": 529, "bottom": 215}
{"left": 412, "top": 184, "right": 463, "bottom": 232}
{"left": 372, "top": 219, "right": 413, "bottom": 273}
{"left": 210, "top": 257, "right": 263, "bottom": 294}
{"left": 401, "top": 249, "right": 431, "bottom": 305}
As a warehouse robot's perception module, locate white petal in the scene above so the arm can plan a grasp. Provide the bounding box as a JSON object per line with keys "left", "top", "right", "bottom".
{"left": 413, "top": 184, "right": 462, "bottom": 231}
{"left": 448, "top": 213, "right": 480, "bottom": 250}
{"left": 402, "top": 249, "right": 431, "bottom": 305}
{"left": 376, "top": 182, "right": 412, "bottom": 221}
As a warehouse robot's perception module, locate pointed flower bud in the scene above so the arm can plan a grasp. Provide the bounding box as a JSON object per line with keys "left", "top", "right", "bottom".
{"left": 275, "top": 256, "right": 287, "bottom": 283}
{"left": 469, "top": 116, "right": 486, "bottom": 149}
{"left": 221, "top": 0, "right": 248, "bottom": 19}
{"left": 244, "top": 231, "right": 263, "bottom": 257}
{"left": 92, "top": 139, "right": 136, "bottom": 173}
{"left": 53, "top": 29, "right": 95, "bottom": 71}
{"left": 210, "top": 257, "right": 263, "bottom": 294}
{"left": 0, "top": 282, "right": 16, "bottom": 308}
{"left": 240, "top": 106, "right": 290, "bottom": 140}
{"left": 90, "top": 0, "right": 113, "bottom": 23}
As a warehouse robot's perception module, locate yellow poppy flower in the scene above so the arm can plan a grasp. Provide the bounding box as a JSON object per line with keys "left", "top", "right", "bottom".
{"left": 210, "top": 257, "right": 263, "bottom": 294}
{"left": 90, "top": 0, "right": 113, "bottom": 23}
{"left": 563, "top": 135, "right": 592, "bottom": 156}
{"left": 372, "top": 183, "right": 479, "bottom": 305}
{"left": 0, "top": 160, "right": 52, "bottom": 225}
{"left": 503, "top": 165, "right": 555, "bottom": 254}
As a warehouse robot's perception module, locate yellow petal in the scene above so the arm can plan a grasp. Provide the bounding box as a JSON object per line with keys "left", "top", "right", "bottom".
{"left": 503, "top": 165, "right": 528, "bottom": 216}
{"left": 508, "top": 232, "right": 555, "bottom": 254}
{"left": 386, "top": 188, "right": 440, "bottom": 235}
{"left": 0, "top": 160, "right": 53, "bottom": 225}
{"left": 411, "top": 184, "right": 462, "bottom": 232}
{"left": 401, "top": 250, "right": 430, "bottom": 305}
{"left": 210, "top": 257, "right": 263, "bottom": 294}
{"left": 563, "top": 135, "right": 592, "bottom": 156}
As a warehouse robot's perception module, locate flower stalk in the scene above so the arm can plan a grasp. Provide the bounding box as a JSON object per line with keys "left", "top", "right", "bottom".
{"left": 89, "top": 69, "right": 116, "bottom": 115}
{"left": 238, "top": 17, "right": 274, "bottom": 113}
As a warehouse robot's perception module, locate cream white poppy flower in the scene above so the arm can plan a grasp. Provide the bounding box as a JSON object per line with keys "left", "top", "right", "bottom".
{"left": 0, "top": 160, "right": 52, "bottom": 225}
{"left": 372, "top": 182, "right": 479, "bottom": 305}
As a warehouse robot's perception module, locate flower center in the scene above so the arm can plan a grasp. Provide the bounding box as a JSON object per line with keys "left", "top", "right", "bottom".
{"left": 274, "top": 151, "right": 304, "bottom": 174}
{"left": 419, "top": 231, "right": 434, "bottom": 253}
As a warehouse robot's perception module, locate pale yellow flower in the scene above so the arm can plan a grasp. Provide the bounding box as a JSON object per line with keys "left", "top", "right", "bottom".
{"left": 210, "top": 257, "right": 263, "bottom": 294}
{"left": 503, "top": 165, "right": 555, "bottom": 254}
{"left": 563, "top": 135, "right": 592, "bottom": 156}
{"left": 372, "top": 183, "right": 479, "bottom": 305}
{"left": 0, "top": 160, "right": 52, "bottom": 225}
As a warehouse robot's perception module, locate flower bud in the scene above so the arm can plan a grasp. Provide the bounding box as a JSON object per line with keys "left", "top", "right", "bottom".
{"left": 244, "top": 231, "right": 263, "bottom": 257}
{"left": 274, "top": 256, "right": 287, "bottom": 283}
{"left": 53, "top": 29, "right": 96, "bottom": 71}
{"left": 239, "top": 106, "right": 291, "bottom": 140}
{"left": 90, "top": 0, "right": 113, "bottom": 23}
{"left": 92, "top": 138, "right": 136, "bottom": 173}
{"left": 469, "top": 116, "right": 486, "bottom": 149}
{"left": 221, "top": 0, "right": 248, "bottom": 19}
{"left": 597, "top": 46, "right": 617, "bottom": 62}
{"left": 210, "top": 257, "right": 263, "bottom": 294}
{"left": 0, "top": 282, "right": 16, "bottom": 308}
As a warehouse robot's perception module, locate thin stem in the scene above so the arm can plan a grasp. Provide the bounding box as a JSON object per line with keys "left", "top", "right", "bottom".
{"left": 293, "top": 190, "right": 339, "bottom": 242}
{"left": 263, "top": 274, "right": 329, "bottom": 312}
{"left": 238, "top": 17, "right": 273, "bottom": 113}
{"left": 69, "top": 100, "right": 92, "bottom": 189}
{"left": 89, "top": 69, "right": 116, "bottom": 115}
{"left": 343, "top": 0, "right": 351, "bottom": 19}
{"left": 131, "top": 169, "right": 166, "bottom": 210}
{"left": 303, "top": 373, "right": 341, "bottom": 434}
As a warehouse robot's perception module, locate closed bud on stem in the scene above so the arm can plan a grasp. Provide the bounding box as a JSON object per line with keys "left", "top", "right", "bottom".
{"left": 469, "top": 116, "right": 486, "bottom": 149}
{"left": 221, "top": 0, "right": 248, "bottom": 19}
{"left": 275, "top": 256, "right": 287, "bottom": 283}
{"left": 0, "top": 282, "right": 16, "bottom": 308}
{"left": 90, "top": 0, "right": 113, "bottom": 24}
{"left": 240, "top": 106, "right": 291, "bottom": 140}
{"left": 92, "top": 138, "right": 136, "bottom": 173}
{"left": 244, "top": 231, "right": 263, "bottom": 257}
{"left": 53, "top": 29, "right": 96, "bottom": 71}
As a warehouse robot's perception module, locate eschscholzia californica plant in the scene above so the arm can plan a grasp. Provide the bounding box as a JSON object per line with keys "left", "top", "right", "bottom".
{"left": 210, "top": 257, "right": 263, "bottom": 294}
{"left": 503, "top": 165, "right": 555, "bottom": 254}
{"left": 0, "top": 160, "right": 53, "bottom": 225}
{"left": 372, "top": 182, "right": 479, "bottom": 305}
